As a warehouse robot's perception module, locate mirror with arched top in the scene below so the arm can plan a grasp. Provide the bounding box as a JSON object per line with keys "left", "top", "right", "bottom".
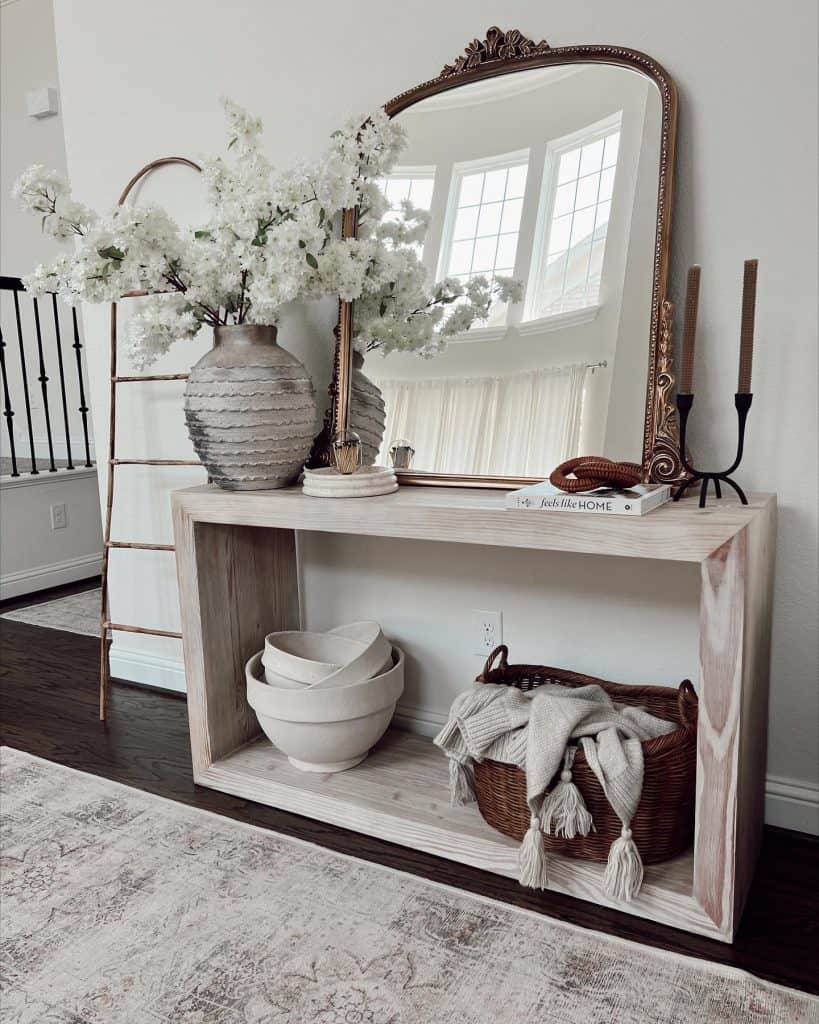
{"left": 325, "top": 29, "right": 682, "bottom": 487}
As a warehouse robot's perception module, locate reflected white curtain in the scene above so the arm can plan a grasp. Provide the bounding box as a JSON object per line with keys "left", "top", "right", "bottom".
{"left": 374, "top": 363, "right": 588, "bottom": 475}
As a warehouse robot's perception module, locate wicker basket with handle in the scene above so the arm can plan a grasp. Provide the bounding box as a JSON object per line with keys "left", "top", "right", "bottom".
{"left": 472, "top": 646, "right": 698, "bottom": 865}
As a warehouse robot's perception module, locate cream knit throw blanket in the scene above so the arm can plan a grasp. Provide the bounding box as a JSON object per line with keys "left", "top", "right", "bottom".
{"left": 434, "top": 682, "right": 676, "bottom": 901}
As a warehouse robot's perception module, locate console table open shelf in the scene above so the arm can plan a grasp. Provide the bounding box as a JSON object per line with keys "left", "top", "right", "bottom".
{"left": 171, "top": 485, "right": 776, "bottom": 943}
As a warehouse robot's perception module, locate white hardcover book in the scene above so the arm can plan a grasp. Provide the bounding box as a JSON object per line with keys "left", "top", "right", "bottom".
{"left": 505, "top": 482, "right": 672, "bottom": 516}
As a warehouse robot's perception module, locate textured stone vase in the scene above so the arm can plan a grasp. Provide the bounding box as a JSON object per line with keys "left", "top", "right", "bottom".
{"left": 350, "top": 350, "right": 387, "bottom": 466}
{"left": 184, "top": 324, "right": 316, "bottom": 490}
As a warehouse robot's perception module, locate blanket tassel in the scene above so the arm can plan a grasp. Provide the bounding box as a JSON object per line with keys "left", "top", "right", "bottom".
{"left": 448, "top": 758, "right": 475, "bottom": 806}
{"left": 519, "top": 816, "right": 550, "bottom": 889}
{"left": 603, "top": 827, "right": 644, "bottom": 902}
{"left": 541, "top": 764, "right": 593, "bottom": 840}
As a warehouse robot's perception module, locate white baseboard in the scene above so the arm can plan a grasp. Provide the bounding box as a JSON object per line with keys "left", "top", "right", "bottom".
{"left": 764, "top": 774, "right": 819, "bottom": 835}
{"left": 392, "top": 702, "right": 447, "bottom": 737}
{"left": 109, "top": 647, "right": 186, "bottom": 693}
{"left": 105, "top": 659, "right": 819, "bottom": 837}
{"left": 0, "top": 551, "right": 102, "bottom": 600}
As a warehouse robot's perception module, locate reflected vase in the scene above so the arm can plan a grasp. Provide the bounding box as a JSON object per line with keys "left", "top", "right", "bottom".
{"left": 184, "top": 324, "right": 316, "bottom": 490}
{"left": 350, "top": 350, "right": 386, "bottom": 466}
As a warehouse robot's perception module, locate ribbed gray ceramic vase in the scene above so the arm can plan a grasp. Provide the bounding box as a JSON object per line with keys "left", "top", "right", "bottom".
{"left": 350, "top": 350, "right": 387, "bottom": 466}
{"left": 184, "top": 324, "right": 316, "bottom": 490}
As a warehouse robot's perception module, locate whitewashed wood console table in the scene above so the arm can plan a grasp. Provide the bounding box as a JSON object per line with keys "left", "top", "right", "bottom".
{"left": 172, "top": 485, "right": 776, "bottom": 943}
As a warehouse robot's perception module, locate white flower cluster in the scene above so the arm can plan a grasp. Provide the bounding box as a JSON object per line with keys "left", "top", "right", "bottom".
{"left": 126, "top": 294, "right": 199, "bottom": 368}
{"left": 349, "top": 196, "right": 525, "bottom": 358}
{"left": 14, "top": 100, "right": 519, "bottom": 369}
{"left": 12, "top": 164, "right": 94, "bottom": 239}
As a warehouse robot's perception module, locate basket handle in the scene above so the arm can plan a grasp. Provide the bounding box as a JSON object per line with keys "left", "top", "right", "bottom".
{"left": 478, "top": 644, "right": 509, "bottom": 682}
{"left": 677, "top": 679, "right": 698, "bottom": 732}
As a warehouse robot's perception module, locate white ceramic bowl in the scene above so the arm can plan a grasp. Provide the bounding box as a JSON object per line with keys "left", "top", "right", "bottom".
{"left": 261, "top": 622, "right": 391, "bottom": 691}
{"left": 261, "top": 630, "right": 364, "bottom": 685}
{"left": 308, "top": 623, "right": 392, "bottom": 691}
{"left": 246, "top": 645, "right": 404, "bottom": 772}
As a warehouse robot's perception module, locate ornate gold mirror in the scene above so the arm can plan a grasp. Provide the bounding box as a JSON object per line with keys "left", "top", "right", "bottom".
{"left": 323, "top": 29, "right": 682, "bottom": 486}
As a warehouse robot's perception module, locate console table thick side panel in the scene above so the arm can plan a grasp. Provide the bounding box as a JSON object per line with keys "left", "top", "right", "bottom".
{"left": 172, "top": 485, "right": 776, "bottom": 942}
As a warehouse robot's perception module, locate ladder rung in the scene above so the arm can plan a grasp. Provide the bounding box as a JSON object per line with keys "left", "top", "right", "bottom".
{"left": 106, "top": 541, "right": 175, "bottom": 551}
{"left": 120, "top": 288, "right": 175, "bottom": 299}
{"left": 114, "top": 373, "right": 189, "bottom": 383}
{"left": 110, "top": 459, "right": 200, "bottom": 466}
{"left": 104, "top": 621, "right": 182, "bottom": 639}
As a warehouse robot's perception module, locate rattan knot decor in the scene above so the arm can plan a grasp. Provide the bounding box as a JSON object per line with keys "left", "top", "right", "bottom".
{"left": 549, "top": 456, "right": 644, "bottom": 493}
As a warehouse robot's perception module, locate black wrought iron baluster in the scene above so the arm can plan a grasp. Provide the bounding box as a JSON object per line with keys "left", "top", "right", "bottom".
{"left": 50, "top": 293, "right": 74, "bottom": 470}
{"left": 70, "top": 305, "right": 92, "bottom": 466}
{"left": 32, "top": 297, "right": 57, "bottom": 471}
{"left": 0, "top": 325, "right": 20, "bottom": 477}
{"left": 12, "top": 288, "right": 37, "bottom": 474}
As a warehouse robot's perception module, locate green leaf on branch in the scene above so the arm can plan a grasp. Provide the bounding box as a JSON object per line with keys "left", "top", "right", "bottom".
{"left": 98, "top": 246, "right": 125, "bottom": 261}
{"left": 227, "top": 137, "right": 237, "bottom": 149}
{"left": 194, "top": 230, "right": 212, "bottom": 240}
{"left": 305, "top": 253, "right": 319, "bottom": 269}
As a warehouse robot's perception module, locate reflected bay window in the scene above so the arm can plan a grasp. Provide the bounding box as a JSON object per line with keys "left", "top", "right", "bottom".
{"left": 525, "top": 115, "right": 622, "bottom": 322}
{"left": 380, "top": 168, "right": 436, "bottom": 256}
{"left": 438, "top": 152, "right": 529, "bottom": 326}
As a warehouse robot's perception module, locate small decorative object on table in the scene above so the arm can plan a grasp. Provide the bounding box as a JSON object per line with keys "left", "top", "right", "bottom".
{"left": 508, "top": 455, "right": 670, "bottom": 516}
{"left": 674, "top": 260, "right": 758, "bottom": 507}
{"left": 506, "top": 480, "right": 670, "bottom": 516}
{"left": 331, "top": 429, "right": 362, "bottom": 475}
{"left": 389, "top": 439, "right": 415, "bottom": 470}
{"left": 549, "top": 457, "right": 644, "bottom": 492}
{"left": 435, "top": 645, "right": 697, "bottom": 902}
{"left": 302, "top": 465, "right": 398, "bottom": 498}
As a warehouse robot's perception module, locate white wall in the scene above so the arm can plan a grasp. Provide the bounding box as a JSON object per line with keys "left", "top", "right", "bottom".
{"left": 0, "top": 469, "right": 102, "bottom": 597}
{"left": 0, "top": 0, "right": 92, "bottom": 463}
{"left": 1, "top": 0, "right": 65, "bottom": 277}
{"left": 0, "top": 0, "right": 101, "bottom": 598}
{"left": 50, "top": 0, "right": 818, "bottom": 833}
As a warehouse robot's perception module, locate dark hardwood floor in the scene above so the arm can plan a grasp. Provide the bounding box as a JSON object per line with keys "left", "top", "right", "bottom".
{"left": 1, "top": 595, "right": 817, "bottom": 997}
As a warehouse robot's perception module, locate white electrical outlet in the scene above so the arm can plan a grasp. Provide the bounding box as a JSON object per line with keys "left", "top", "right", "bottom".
{"left": 472, "top": 609, "right": 502, "bottom": 656}
{"left": 50, "top": 502, "right": 67, "bottom": 530}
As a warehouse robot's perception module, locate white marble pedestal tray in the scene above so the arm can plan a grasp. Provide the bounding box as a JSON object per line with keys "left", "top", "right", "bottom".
{"left": 302, "top": 465, "right": 398, "bottom": 498}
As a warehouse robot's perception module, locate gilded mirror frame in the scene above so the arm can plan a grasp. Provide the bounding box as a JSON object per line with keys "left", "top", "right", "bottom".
{"left": 320, "top": 28, "right": 683, "bottom": 487}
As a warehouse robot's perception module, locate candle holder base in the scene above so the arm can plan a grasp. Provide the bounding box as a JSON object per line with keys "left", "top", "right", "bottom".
{"left": 673, "top": 393, "right": 752, "bottom": 509}
{"left": 674, "top": 471, "right": 749, "bottom": 508}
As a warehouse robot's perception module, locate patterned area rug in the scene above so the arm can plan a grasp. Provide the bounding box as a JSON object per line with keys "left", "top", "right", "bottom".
{"left": 1, "top": 749, "right": 815, "bottom": 1024}
{"left": 0, "top": 587, "right": 101, "bottom": 637}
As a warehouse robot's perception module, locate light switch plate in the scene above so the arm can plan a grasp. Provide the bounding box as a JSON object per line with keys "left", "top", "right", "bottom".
{"left": 26, "top": 88, "right": 58, "bottom": 119}
{"left": 50, "top": 502, "right": 67, "bottom": 530}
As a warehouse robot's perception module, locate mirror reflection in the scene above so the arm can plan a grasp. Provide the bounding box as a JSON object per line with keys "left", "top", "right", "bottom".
{"left": 353, "top": 64, "right": 662, "bottom": 477}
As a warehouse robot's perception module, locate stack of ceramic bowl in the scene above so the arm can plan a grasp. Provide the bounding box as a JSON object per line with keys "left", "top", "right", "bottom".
{"left": 246, "top": 622, "right": 404, "bottom": 773}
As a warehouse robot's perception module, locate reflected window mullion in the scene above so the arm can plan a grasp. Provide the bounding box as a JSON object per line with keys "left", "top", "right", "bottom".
{"left": 583, "top": 163, "right": 606, "bottom": 299}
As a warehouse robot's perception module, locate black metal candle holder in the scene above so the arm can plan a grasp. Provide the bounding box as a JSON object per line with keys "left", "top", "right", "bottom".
{"left": 673, "top": 392, "right": 752, "bottom": 507}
